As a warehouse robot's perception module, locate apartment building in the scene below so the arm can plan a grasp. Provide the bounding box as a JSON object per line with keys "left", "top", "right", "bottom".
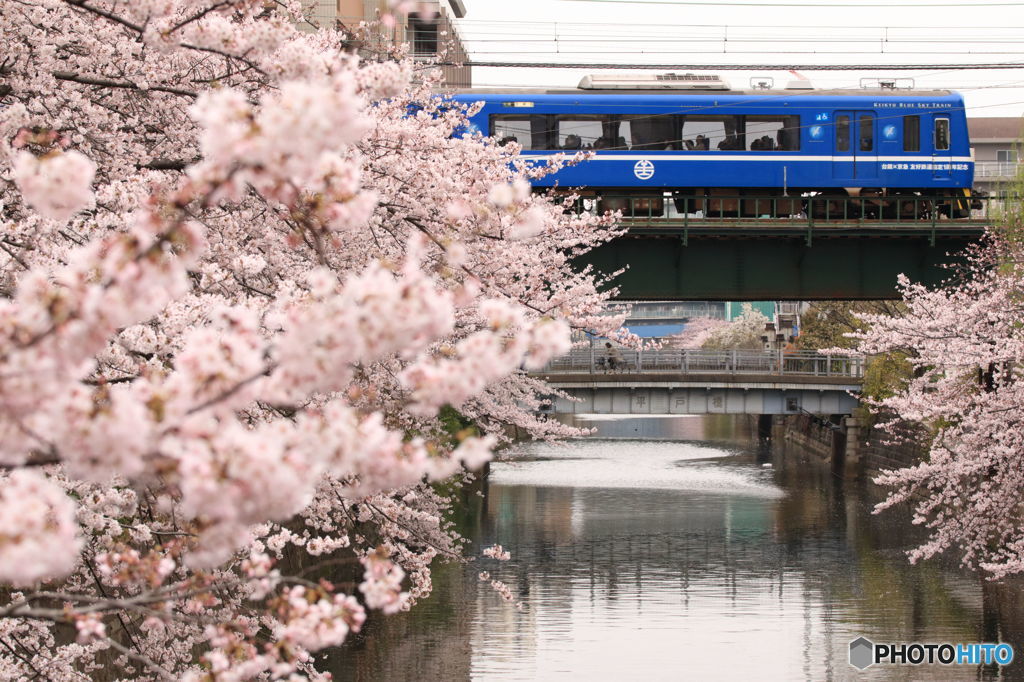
{"left": 306, "top": 0, "right": 471, "bottom": 88}
{"left": 968, "top": 117, "right": 1024, "bottom": 192}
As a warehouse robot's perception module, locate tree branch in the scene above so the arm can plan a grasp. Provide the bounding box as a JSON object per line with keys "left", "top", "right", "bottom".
{"left": 52, "top": 71, "right": 198, "bottom": 98}
{"left": 61, "top": 0, "right": 144, "bottom": 33}
{"left": 103, "top": 637, "right": 176, "bottom": 682}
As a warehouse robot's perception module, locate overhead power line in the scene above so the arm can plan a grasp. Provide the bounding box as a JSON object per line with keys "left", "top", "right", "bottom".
{"left": 457, "top": 61, "right": 1024, "bottom": 70}
{"left": 466, "top": 51, "right": 1024, "bottom": 56}
{"left": 559, "top": 0, "right": 1024, "bottom": 6}
{"left": 451, "top": 20, "right": 1024, "bottom": 30}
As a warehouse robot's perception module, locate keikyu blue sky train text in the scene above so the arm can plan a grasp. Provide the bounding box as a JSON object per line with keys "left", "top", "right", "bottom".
{"left": 452, "top": 73, "right": 977, "bottom": 219}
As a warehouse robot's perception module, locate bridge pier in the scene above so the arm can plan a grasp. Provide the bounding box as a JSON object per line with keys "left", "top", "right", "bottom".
{"left": 830, "top": 424, "right": 847, "bottom": 476}
{"left": 777, "top": 412, "right": 865, "bottom": 477}
{"left": 843, "top": 416, "right": 862, "bottom": 477}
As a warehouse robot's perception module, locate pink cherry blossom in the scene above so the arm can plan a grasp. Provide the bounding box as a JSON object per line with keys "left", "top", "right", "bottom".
{"left": 0, "top": 2, "right": 626, "bottom": 677}
{"left": 0, "top": 471, "right": 82, "bottom": 587}
{"left": 13, "top": 150, "right": 96, "bottom": 222}
{"left": 853, "top": 239, "right": 1024, "bottom": 579}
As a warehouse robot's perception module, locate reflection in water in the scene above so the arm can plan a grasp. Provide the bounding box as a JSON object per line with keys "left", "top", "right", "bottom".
{"left": 330, "top": 416, "right": 1024, "bottom": 681}
{"left": 492, "top": 439, "right": 782, "bottom": 498}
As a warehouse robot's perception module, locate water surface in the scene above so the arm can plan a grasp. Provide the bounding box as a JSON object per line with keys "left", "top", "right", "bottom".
{"left": 330, "top": 416, "right": 1024, "bottom": 681}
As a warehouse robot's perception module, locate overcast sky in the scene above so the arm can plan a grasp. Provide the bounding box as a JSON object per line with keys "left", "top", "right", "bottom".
{"left": 454, "top": 0, "right": 1024, "bottom": 117}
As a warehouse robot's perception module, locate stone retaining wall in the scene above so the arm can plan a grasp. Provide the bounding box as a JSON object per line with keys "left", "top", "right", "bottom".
{"left": 776, "top": 414, "right": 925, "bottom": 478}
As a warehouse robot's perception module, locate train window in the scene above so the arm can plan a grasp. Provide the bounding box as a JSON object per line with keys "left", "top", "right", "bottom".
{"left": 491, "top": 115, "right": 553, "bottom": 150}
{"left": 935, "top": 118, "right": 950, "bottom": 151}
{"left": 903, "top": 115, "right": 920, "bottom": 152}
{"left": 492, "top": 117, "right": 530, "bottom": 147}
{"left": 624, "top": 115, "right": 680, "bottom": 150}
{"left": 600, "top": 117, "right": 631, "bottom": 150}
{"left": 683, "top": 116, "right": 742, "bottom": 151}
{"left": 557, "top": 116, "right": 604, "bottom": 150}
{"left": 746, "top": 116, "right": 800, "bottom": 151}
{"left": 836, "top": 115, "right": 850, "bottom": 152}
{"left": 859, "top": 115, "right": 874, "bottom": 152}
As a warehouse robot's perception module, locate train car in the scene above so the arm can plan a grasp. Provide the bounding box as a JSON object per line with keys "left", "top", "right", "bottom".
{"left": 452, "top": 74, "right": 975, "bottom": 219}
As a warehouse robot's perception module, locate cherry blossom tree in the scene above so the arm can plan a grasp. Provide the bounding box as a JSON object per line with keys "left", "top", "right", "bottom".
{"left": 694, "top": 303, "right": 770, "bottom": 350}
{"left": 667, "top": 316, "right": 727, "bottom": 349}
{"left": 0, "top": 1, "right": 624, "bottom": 677}
{"left": 853, "top": 233, "right": 1024, "bottom": 579}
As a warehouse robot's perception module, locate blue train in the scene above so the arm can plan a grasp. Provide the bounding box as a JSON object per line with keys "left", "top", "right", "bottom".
{"left": 452, "top": 75, "right": 976, "bottom": 218}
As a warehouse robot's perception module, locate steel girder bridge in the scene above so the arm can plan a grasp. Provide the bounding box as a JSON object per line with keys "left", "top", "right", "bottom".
{"left": 573, "top": 194, "right": 994, "bottom": 300}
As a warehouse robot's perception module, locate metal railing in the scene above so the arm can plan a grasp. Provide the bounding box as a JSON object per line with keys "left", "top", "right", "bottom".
{"left": 975, "top": 162, "right": 1020, "bottom": 179}
{"left": 541, "top": 348, "right": 865, "bottom": 379}
{"left": 567, "top": 193, "right": 1007, "bottom": 228}
{"left": 622, "top": 302, "right": 727, "bottom": 320}
{"left": 775, "top": 301, "right": 801, "bottom": 317}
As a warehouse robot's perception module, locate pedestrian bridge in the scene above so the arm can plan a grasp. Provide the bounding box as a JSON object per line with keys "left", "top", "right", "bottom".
{"left": 535, "top": 349, "right": 863, "bottom": 416}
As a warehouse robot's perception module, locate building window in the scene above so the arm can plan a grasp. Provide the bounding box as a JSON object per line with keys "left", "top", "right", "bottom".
{"left": 903, "top": 115, "right": 920, "bottom": 152}
{"left": 997, "top": 149, "right": 1018, "bottom": 163}
{"left": 409, "top": 16, "right": 438, "bottom": 56}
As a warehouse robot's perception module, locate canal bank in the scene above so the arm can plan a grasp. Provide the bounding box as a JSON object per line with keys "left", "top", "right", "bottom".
{"left": 774, "top": 412, "right": 924, "bottom": 479}
{"left": 328, "top": 415, "right": 1024, "bottom": 681}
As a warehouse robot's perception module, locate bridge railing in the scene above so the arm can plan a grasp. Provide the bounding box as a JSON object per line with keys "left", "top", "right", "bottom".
{"left": 541, "top": 348, "right": 864, "bottom": 379}
{"left": 567, "top": 193, "right": 1012, "bottom": 227}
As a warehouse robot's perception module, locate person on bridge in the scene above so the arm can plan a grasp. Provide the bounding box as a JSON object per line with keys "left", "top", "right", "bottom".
{"left": 605, "top": 342, "right": 624, "bottom": 372}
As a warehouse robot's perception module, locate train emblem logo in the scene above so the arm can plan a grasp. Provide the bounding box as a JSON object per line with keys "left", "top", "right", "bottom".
{"left": 633, "top": 159, "right": 655, "bottom": 180}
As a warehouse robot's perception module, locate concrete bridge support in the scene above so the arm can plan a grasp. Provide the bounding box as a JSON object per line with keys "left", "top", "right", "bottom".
{"left": 843, "top": 416, "right": 862, "bottom": 478}
{"left": 778, "top": 413, "right": 864, "bottom": 477}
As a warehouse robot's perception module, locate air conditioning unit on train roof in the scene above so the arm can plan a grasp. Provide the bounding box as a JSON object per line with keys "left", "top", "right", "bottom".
{"left": 577, "top": 72, "right": 730, "bottom": 90}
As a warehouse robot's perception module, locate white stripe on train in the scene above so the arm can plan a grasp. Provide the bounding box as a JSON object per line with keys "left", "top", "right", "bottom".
{"left": 520, "top": 155, "right": 974, "bottom": 163}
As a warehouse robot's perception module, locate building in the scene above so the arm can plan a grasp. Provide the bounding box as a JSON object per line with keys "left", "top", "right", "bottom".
{"left": 968, "top": 117, "right": 1023, "bottom": 192}
{"left": 305, "top": 1, "right": 472, "bottom": 88}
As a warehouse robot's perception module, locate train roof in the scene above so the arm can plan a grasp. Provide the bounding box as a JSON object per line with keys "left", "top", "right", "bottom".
{"left": 452, "top": 88, "right": 956, "bottom": 97}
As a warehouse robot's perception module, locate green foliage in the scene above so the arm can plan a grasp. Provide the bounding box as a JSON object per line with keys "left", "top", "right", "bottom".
{"left": 989, "top": 146, "right": 1024, "bottom": 245}
{"left": 437, "top": 404, "right": 478, "bottom": 445}
{"left": 796, "top": 302, "right": 867, "bottom": 351}
{"left": 796, "top": 301, "right": 904, "bottom": 351}
{"left": 796, "top": 301, "right": 912, "bottom": 426}
{"left": 861, "top": 351, "right": 913, "bottom": 403}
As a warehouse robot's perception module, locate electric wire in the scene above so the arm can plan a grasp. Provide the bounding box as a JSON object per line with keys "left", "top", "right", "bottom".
{"left": 451, "top": 61, "right": 1024, "bottom": 70}
{"left": 558, "top": 0, "right": 1024, "bottom": 7}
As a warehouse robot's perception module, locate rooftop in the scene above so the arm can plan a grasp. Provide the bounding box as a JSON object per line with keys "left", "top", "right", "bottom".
{"left": 969, "top": 117, "right": 1024, "bottom": 142}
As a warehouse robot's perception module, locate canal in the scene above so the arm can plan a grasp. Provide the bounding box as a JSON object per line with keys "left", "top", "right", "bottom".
{"left": 327, "top": 416, "right": 1024, "bottom": 681}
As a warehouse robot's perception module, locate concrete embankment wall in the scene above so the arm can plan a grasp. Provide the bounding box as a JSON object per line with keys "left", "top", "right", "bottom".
{"left": 774, "top": 414, "right": 924, "bottom": 478}
{"left": 858, "top": 424, "right": 925, "bottom": 476}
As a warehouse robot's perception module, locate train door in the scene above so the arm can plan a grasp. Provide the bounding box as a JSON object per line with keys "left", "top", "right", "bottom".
{"left": 832, "top": 111, "right": 878, "bottom": 182}
{"left": 932, "top": 115, "right": 952, "bottom": 179}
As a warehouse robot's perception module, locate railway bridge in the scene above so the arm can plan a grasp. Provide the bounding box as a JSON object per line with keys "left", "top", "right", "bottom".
{"left": 576, "top": 194, "right": 993, "bottom": 300}
{"left": 535, "top": 348, "right": 862, "bottom": 416}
